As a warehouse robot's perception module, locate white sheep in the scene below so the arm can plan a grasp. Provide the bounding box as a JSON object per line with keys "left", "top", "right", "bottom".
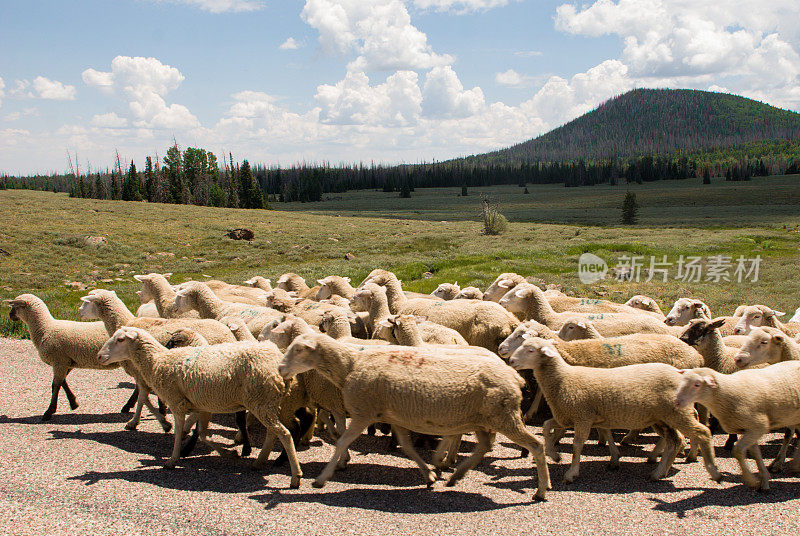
{"left": 431, "top": 283, "right": 461, "bottom": 300}
{"left": 734, "top": 305, "right": 800, "bottom": 337}
{"left": 675, "top": 363, "right": 800, "bottom": 490}
{"left": 350, "top": 282, "right": 392, "bottom": 336}
{"left": 5, "top": 294, "right": 119, "bottom": 420}
{"left": 500, "top": 284, "right": 674, "bottom": 335}
{"left": 97, "top": 327, "right": 303, "bottom": 487}
{"left": 509, "top": 337, "right": 720, "bottom": 484}
{"left": 316, "top": 276, "right": 355, "bottom": 300}
{"left": 483, "top": 273, "right": 527, "bottom": 302}
{"left": 279, "top": 333, "right": 551, "bottom": 499}
{"left": 133, "top": 273, "right": 199, "bottom": 319}
{"left": 319, "top": 309, "right": 389, "bottom": 345}
{"left": 375, "top": 314, "right": 469, "bottom": 347}
{"left": 665, "top": 298, "right": 741, "bottom": 335}
{"left": 243, "top": 276, "right": 273, "bottom": 292}
{"left": 173, "top": 281, "right": 283, "bottom": 337}
{"left": 366, "top": 272, "right": 519, "bottom": 353}
{"left": 454, "top": 287, "right": 484, "bottom": 300}
{"left": 624, "top": 295, "right": 666, "bottom": 318}
{"left": 276, "top": 272, "right": 320, "bottom": 300}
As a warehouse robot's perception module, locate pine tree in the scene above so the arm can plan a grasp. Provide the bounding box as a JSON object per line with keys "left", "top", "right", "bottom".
{"left": 122, "top": 161, "right": 143, "bottom": 201}
{"left": 164, "top": 142, "right": 184, "bottom": 204}
{"left": 702, "top": 168, "right": 711, "bottom": 184}
{"left": 621, "top": 191, "right": 638, "bottom": 225}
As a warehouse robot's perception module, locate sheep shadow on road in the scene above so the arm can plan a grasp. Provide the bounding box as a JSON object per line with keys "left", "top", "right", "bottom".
{"left": 649, "top": 480, "right": 799, "bottom": 516}
{"left": 0, "top": 411, "right": 131, "bottom": 426}
{"left": 251, "top": 487, "right": 514, "bottom": 513}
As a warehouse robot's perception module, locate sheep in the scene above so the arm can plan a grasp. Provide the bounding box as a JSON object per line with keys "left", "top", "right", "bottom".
{"left": 500, "top": 284, "right": 674, "bottom": 336}
{"left": 432, "top": 283, "right": 461, "bottom": 300}
{"left": 678, "top": 318, "right": 745, "bottom": 375}
{"left": 278, "top": 333, "right": 551, "bottom": 499}
{"left": 219, "top": 316, "right": 258, "bottom": 342}
{"left": 561, "top": 317, "right": 746, "bottom": 348}
{"left": 134, "top": 273, "right": 200, "bottom": 319}
{"left": 316, "top": 276, "right": 356, "bottom": 300}
{"left": 375, "top": 314, "right": 469, "bottom": 347}
{"left": 163, "top": 328, "right": 253, "bottom": 458}
{"left": 734, "top": 305, "right": 800, "bottom": 337}
{"left": 172, "top": 281, "right": 283, "bottom": 337}
{"left": 96, "top": 327, "right": 303, "bottom": 487}
{"left": 675, "top": 363, "right": 800, "bottom": 490}
{"left": 497, "top": 320, "right": 563, "bottom": 359}
{"left": 509, "top": 337, "right": 720, "bottom": 484}
{"left": 734, "top": 326, "right": 800, "bottom": 368}
{"left": 265, "top": 288, "right": 348, "bottom": 330}
{"left": 350, "top": 283, "right": 392, "bottom": 336}
{"left": 455, "top": 287, "right": 484, "bottom": 300}
{"left": 276, "top": 272, "right": 320, "bottom": 300}
{"left": 625, "top": 295, "right": 666, "bottom": 318}
{"left": 319, "top": 309, "right": 389, "bottom": 345}
{"left": 789, "top": 306, "right": 800, "bottom": 324}
{"left": 358, "top": 269, "right": 441, "bottom": 300}
{"left": 243, "top": 276, "right": 273, "bottom": 292}
{"left": 78, "top": 289, "right": 237, "bottom": 431}
{"left": 665, "top": 298, "right": 741, "bottom": 335}
{"left": 136, "top": 302, "right": 159, "bottom": 318}
{"left": 4, "top": 294, "right": 120, "bottom": 421}
{"left": 366, "top": 272, "right": 519, "bottom": 353}
{"left": 321, "top": 295, "right": 352, "bottom": 309}
{"left": 483, "top": 273, "right": 527, "bottom": 302}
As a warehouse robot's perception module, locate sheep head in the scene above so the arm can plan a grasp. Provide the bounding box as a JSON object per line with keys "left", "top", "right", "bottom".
{"left": 674, "top": 368, "right": 717, "bottom": 408}
{"left": 734, "top": 326, "right": 787, "bottom": 368}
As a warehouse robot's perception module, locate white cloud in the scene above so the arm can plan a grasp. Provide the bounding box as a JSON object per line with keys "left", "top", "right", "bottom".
{"left": 279, "top": 37, "right": 301, "bottom": 50}
{"left": 82, "top": 56, "right": 199, "bottom": 130}
{"left": 515, "top": 50, "right": 542, "bottom": 57}
{"left": 5, "top": 108, "right": 38, "bottom": 122}
{"left": 32, "top": 76, "right": 77, "bottom": 100}
{"left": 301, "top": 0, "right": 453, "bottom": 71}
{"left": 412, "top": 0, "right": 515, "bottom": 13}
{"left": 316, "top": 70, "right": 422, "bottom": 125}
{"left": 91, "top": 112, "right": 128, "bottom": 128}
{"left": 157, "top": 0, "right": 264, "bottom": 13}
{"left": 495, "top": 69, "right": 525, "bottom": 87}
{"left": 422, "top": 66, "right": 485, "bottom": 118}
{"left": 554, "top": 0, "right": 800, "bottom": 108}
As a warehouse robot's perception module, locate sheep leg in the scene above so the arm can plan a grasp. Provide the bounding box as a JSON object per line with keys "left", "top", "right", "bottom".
{"left": 313, "top": 417, "right": 372, "bottom": 488}
{"left": 768, "top": 427, "right": 794, "bottom": 473}
{"left": 649, "top": 425, "right": 679, "bottom": 480}
{"left": 126, "top": 382, "right": 172, "bottom": 432}
{"left": 196, "top": 412, "right": 239, "bottom": 459}
{"left": 331, "top": 412, "right": 350, "bottom": 469}
{"left": 269, "top": 421, "right": 303, "bottom": 489}
{"left": 392, "top": 426, "right": 436, "bottom": 487}
{"left": 446, "top": 430, "right": 492, "bottom": 487}
{"left": 620, "top": 429, "right": 642, "bottom": 445}
{"left": 724, "top": 434, "right": 738, "bottom": 451}
{"left": 497, "top": 420, "right": 551, "bottom": 500}
{"left": 671, "top": 413, "right": 720, "bottom": 482}
{"left": 542, "top": 418, "right": 561, "bottom": 462}
{"left": 253, "top": 431, "right": 277, "bottom": 469}
{"left": 43, "top": 365, "right": 71, "bottom": 420}
{"left": 234, "top": 412, "right": 256, "bottom": 444}
{"left": 749, "top": 444, "right": 770, "bottom": 491}
{"left": 732, "top": 430, "right": 765, "bottom": 489}
{"left": 564, "top": 422, "right": 591, "bottom": 483}
{"left": 121, "top": 387, "right": 138, "bottom": 413}
{"left": 165, "top": 411, "right": 185, "bottom": 469}
{"left": 300, "top": 408, "right": 317, "bottom": 446}
{"left": 601, "top": 429, "right": 620, "bottom": 469}
{"left": 235, "top": 411, "right": 252, "bottom": 457}
{"left": 522, "top": 388, "right": 544, "bottom": 424}
{"left": 61, "top": 380, "right": 78, "bottom": 410}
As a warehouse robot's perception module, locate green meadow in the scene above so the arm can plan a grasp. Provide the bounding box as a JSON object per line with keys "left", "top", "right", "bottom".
{"left": 2, "top": 175, "right": 800, "bottom": 337}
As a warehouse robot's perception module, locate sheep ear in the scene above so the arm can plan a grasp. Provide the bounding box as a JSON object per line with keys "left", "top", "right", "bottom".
{"left": 133, "top": 274, "right": 146, "bottom": 282}
{"left": 498, "top": 279, "right": 513, "bottom": 289}
{"left": 81, "top": 295, "right": 99, "bottom": 303}
{"left": 288, "top": 291, "right": 298, "bottom": 298}
{"left": 541, "top": 346, "right": 559, "bottom": 358}
{"left": 774, "top": 310, "right": 786, "bottom": 317}
{"left": 317, "top": 279, "right": 326, "bottom": 285}
{"left": 677, "top": 369, "right": 686, "bottom": 374}
{"left": 415, "top": 315, "right": 427, "bottom": 322}
{"left": 244, "top": 278, "right": 256, "bottom": 285}
{"left": 704, "top": 377, "right": 717, "bottom": 388}
{"left": 377, "top": 319, "right": 393, "bottom": 328}
{"left": 577, "top": 321, "right": 587, "bottom": 329}
{"left": 343, "top": 277, "right": 351, "bottom": 283}
{"left": 271, "top": 325, "right": 286, "bottom": 335}
{"left": 163, "top": 273, "right": 172, "bottom": 279}
{"left": 514, "top": 288, "right": 527, "bottom": 298}
{"left": 773, "top": 333, "right": 785, "bottom": 343}
{"left": 520, "top": 332, "right": 531, "bottom": 340}
{"left": 297, "top": 339, "right": 318, "bottom": 351}
{"left": 710, "top": 318, "right": 727, "bottom": 329}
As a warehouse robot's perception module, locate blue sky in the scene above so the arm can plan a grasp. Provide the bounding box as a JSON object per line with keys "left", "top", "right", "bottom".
{"left": 1, "top": 0, "right": 798, "bottom": 174}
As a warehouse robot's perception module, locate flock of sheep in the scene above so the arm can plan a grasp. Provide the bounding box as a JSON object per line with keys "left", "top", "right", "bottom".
{"left": 6, "top": 269, "right": 800, "bottom": 501}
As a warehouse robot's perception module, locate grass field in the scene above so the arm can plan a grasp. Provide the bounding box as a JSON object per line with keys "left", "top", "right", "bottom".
{"left": 282, "top": 174, "right": 800, "bottom": 227}
{"left": 2, "top": 182, "right": 800, "bottom": 338}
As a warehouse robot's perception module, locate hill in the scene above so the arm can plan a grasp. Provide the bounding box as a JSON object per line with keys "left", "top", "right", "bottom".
{"left": 471, "top": 89, "right": 800, "bottom": 163}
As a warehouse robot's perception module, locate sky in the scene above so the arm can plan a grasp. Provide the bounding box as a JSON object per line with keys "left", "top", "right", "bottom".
{"left": 1, "top": 0, "right": 799, "bottom": 175}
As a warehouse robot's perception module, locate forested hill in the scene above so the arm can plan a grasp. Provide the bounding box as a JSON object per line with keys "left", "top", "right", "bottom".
{"left": 470, "top": 89, "right": 800, "bottom": 163}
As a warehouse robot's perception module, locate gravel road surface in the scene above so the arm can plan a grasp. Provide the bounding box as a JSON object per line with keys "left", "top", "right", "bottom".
{"left": 1, "top": 338, "right": 798, "bottom": 535}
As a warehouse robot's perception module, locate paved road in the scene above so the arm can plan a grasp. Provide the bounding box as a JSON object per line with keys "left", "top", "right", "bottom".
{"left": 1, "top": 338, "right": 798, "bottom": 536}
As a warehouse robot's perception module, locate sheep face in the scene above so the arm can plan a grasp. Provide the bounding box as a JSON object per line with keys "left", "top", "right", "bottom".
{"left": 351, "top": 285, "right": 381, "bottom": 312}
{"left": 734, "top": 327, "right": 785, "bottom": 368}
{"left": 165, "top": 329, "right": 194, "bottom": 349}
{"left": 455, "top": 287, "right": 483, "bottom": 300}
{"left": 678, "top": 318, "right": 726, "bottom": 347}
{"left": 432, "top": 283, "right": 459, "bottom": 300}
{"left": 675, "top": 369, "right": 716, "bottom": 408}
{"left": 508, "top": 338, "right": 559, "bottom": 371}
{"left": 316, "top": 282, "right": 332, "bottom": 300}
{"left": 484, "top": 274, "right": 521, "bottom": 302}
{"left": 498, "top": 286, "right": 530, "bottom": 315}
{"left": 78, "top": 295, "right": 101, "bottom": 320}
{"left": 319, "top": 312, "right": 337, "bottom": 333}
{"left": 97, "top": 328, "right": 138, "bottom": 365}
{"left": 373, "top": 320, "right": 396, "bottom": 343}
{"left": 279, "top": 337, "right": 321, "bottom": 379}
{"left": 625, "top": 295, "right": 656, "bottom": 312}
{"left": 265, "top": 319, "right": 296, "bottom": 349}
{"left": 665, "top": 298, "right": 710, "bottom": 326}
{"left": 557, "top": 319, "right": 590, "bottom": 341}
{"left": 734, "top": 305, "right": 784, "bottom": 335}
{"left": 498, "top": 322, "right": 539, "bottom": 358}
{"left": 172, "top": 289, "right": 194, "bottom": 315}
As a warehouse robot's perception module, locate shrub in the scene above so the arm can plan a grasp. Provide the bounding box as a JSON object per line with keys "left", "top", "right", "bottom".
{"left": 482, "top": 198, "right": 508, "bottom": 235}
{"left": 620, "top": 191, "right": 638, "bottom": 225}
